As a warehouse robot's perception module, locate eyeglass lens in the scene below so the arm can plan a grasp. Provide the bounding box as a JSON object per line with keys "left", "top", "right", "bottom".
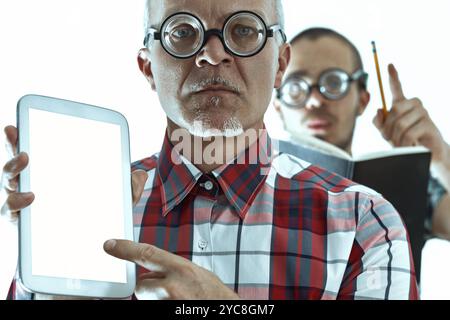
{"left": 319, "top": 71, "right": 350, "bottom": 99}
{"left": 162, "top": 14, "right": 204, "bottom": 58}
{"left": 223, "top": 12, "right": 266, "bottom": 56}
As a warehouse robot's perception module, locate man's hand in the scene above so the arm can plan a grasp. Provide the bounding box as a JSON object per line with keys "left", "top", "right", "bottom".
{"left": 1, "top": 126, "right": 35, "bottom": 223}
{"left": 104, "top": 239, "right": 240, "bottom": 300}
{"left": 373, "top": 64, "right": 449, "bottom": 164}
{"left": 131, "top": 170, "right": 148, "bottom": 206}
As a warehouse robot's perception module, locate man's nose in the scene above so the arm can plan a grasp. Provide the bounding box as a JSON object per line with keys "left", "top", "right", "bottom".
{"left": 195, "top": 35, "right": 233, "bottom": 67}
{"left": 304, "top": 87, "right": 326, "bottom": 110}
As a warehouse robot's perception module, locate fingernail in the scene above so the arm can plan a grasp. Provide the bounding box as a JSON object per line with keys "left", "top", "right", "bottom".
{"left": 104, "top": 239, "right": 117, "bottom": 251}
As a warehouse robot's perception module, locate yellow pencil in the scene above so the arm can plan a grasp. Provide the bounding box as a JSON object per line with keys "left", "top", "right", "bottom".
{"left": 372, "top": 41, "right": 389, "bottom": 120}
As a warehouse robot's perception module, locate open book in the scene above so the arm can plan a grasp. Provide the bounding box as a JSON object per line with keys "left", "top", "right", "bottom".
{"left": 277, "top": 134, "right": 432, "bottom": 281}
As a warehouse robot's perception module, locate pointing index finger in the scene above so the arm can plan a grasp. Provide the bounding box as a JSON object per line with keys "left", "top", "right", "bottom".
{"left": 104, "top": 239, "right": 175, "bottom": 272}
{"left": 388, "top": 64, "right": 406, "bottom": 104}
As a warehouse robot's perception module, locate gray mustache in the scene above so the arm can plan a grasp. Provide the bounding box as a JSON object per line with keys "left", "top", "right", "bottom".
{"left": 191, "top": 77, "right": 241, "bottom": 93}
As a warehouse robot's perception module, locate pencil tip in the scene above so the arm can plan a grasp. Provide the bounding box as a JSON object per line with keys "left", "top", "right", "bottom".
{"left": 371, "top": 41, "right": 377, "bottom": 52}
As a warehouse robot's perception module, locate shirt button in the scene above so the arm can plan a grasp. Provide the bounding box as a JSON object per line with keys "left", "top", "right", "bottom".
{"left": 204, "top": 181, "right": 214, "bottom": 191}
{"left": 198, "top": 239, "right": 208, "bottom": 250}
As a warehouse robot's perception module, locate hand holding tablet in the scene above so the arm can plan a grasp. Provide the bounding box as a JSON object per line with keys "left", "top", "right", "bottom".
{"left": 15, "top": 95, "right": 139, "bottom": 298}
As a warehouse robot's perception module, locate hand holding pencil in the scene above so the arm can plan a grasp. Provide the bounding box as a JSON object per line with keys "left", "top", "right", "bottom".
{"left": 372, "top": 58, "right": 447, "bottom": 163}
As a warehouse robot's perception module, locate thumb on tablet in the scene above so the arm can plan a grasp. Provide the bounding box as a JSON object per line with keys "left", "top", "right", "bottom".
{"left": 132, "top": 170, "right": 148, "bottom": 206}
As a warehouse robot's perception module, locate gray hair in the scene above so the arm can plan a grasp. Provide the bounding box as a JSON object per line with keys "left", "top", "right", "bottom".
{"left": 143, "top": 0, "right": 152, "bottom": 36}
{"left": 143, "top": 0, "right": 285, "bottom": 36}
{"left": 275, "top": 0, "right": 285, "bottom": 30}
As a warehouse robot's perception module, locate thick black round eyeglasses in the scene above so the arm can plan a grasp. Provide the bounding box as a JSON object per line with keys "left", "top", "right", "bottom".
{"left": 278, "top": 68, "right": 369, "bottom": 108}
{"left": 143, "top": 11, "right": 287, "bottom": 59}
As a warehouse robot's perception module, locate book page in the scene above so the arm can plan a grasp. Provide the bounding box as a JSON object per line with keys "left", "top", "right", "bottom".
{"left": 289, "top": 132, "right": 353, "bottom": 160}
{"left": 289, "top": 131, "right": 430, "bottom": 163}
{"left": 353, "top": 146, "right": 430, "bottom": 162}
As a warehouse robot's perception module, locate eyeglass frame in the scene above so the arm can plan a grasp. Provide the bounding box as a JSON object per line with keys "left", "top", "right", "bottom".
{"left": 277, "top": 68, "right": 369, "bottom": 109}
{"left": 143, "top": 10, "right": 287, "bottom": 59}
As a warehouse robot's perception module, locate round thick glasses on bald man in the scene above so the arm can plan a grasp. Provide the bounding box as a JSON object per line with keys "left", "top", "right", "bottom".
{"left": 143, "top": 11, "right": 287, "bottom": 59}
{"left": 278, "top": 68, "right": 369, "bottom": 109}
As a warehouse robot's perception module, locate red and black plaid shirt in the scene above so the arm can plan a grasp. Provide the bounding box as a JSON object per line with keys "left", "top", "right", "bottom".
{"left": 9, "top": 130, "right": 418, "bottom": 300}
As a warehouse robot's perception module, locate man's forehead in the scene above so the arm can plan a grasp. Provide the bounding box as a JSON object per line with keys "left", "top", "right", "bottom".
{"left": 285, "top": 38, "right": 355, "bottom": 79}
{"left": 150, "top": 0, "right": 274, "bottom": 26}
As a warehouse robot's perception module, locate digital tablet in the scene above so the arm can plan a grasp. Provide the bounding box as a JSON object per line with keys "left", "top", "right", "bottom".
{"left": 17, "top": 95, "right": 136, "bottom": 298}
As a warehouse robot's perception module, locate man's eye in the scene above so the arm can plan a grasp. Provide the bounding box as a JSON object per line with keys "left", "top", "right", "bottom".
{"left": 233, "top": 25, "right": 255, "bottom": 37}
{"left": 172, "top": 27, "right": 195, "bottom": 39}
{"left": 325, "top": 76, "right": 343, "bottom": 89}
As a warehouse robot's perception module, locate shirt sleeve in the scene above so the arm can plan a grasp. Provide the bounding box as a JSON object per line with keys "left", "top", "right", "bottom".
{"left": 5, "top": 270, "right": 33, "bottom": 300}
{"left": 338, "top": 193, "right": 419, "bottom": 300}
{"left": 6, "top": 280, "right": 15, "bottom": 300}
{"left": 425, "top": 176, "right": 448, "bottom": 234}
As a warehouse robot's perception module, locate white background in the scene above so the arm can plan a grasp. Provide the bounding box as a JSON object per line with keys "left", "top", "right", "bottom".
{"left": 1, "top": 0, "right": 449, "bottom": 299}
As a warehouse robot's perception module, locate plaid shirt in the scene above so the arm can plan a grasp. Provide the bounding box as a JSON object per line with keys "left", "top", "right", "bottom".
{"left": 9, "top": 131, "right": 418, "bottom": 300}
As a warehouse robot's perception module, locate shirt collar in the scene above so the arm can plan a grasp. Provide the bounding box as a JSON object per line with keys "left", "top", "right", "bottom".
{"left": 156, "top": 130, "right": 273, "bottom": 219}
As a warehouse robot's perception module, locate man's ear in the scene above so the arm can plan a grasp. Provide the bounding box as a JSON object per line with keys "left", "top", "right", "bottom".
{"left": 357, "top": 90, "right": 371, "bottom": 116}
{"left": 274, "top": 43, "right": 291, "bottom": 89}
{"left": 137, "top": 48, "right": 156, "bottom": 91}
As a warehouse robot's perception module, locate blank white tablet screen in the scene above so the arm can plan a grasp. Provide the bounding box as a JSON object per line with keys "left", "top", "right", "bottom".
{"left": 28, "top": 108, "right": 127, "bottom": 283}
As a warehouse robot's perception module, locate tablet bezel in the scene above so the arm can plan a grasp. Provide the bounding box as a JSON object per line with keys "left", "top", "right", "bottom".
{"left": 17, "top": 94, "right": 136, "bottom": 299}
